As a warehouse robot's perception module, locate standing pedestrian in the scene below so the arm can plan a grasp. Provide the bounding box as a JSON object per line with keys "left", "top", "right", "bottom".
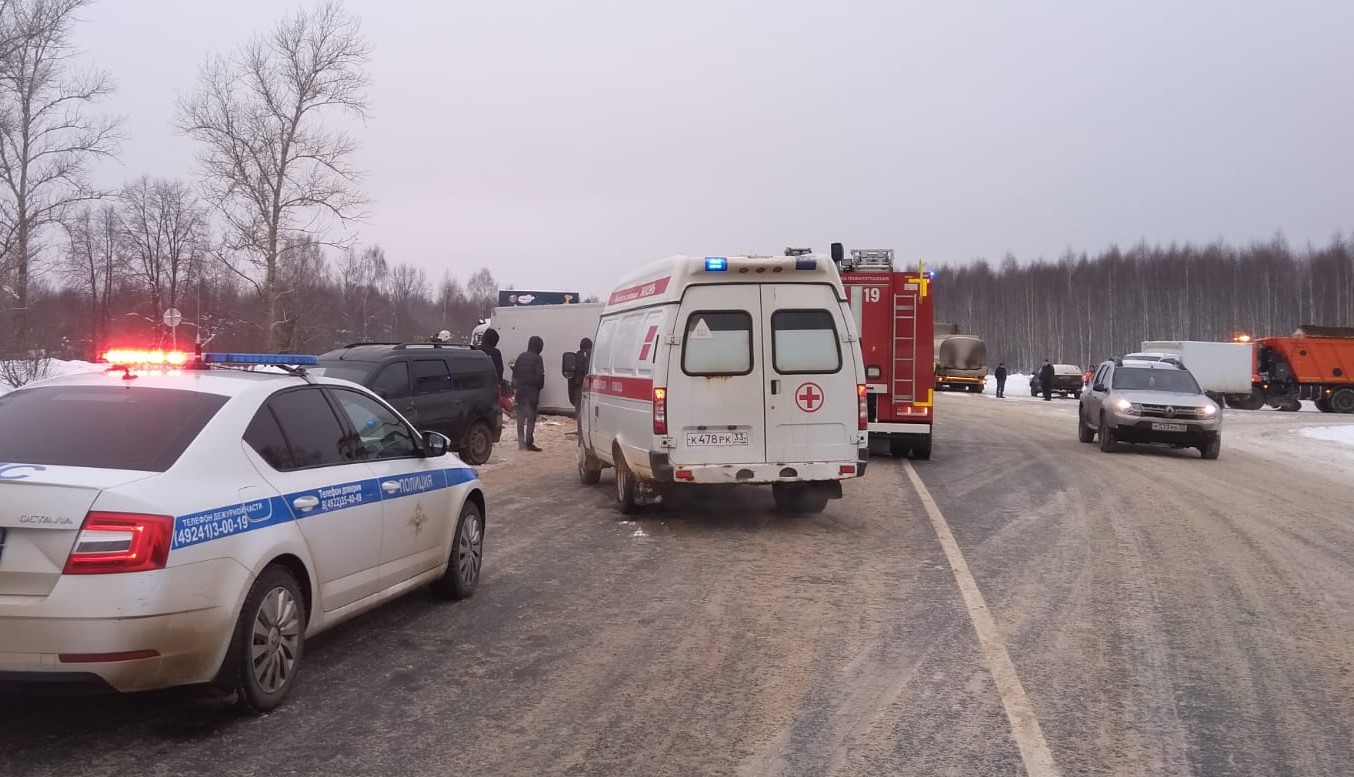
{"left": 477, "top": 327, "right": 505, "bottom": 388}
{"left": 994, "top": 362, "right": 1008, "bottom": 398}
{"left": 1039, "top": 360, "right": 1056, "bottom": 401}
{"left": 568, "top": 337, "right": 593, "bottom": 435}
{"left": 512, "top": 336, "right": 546, "bottom": 451}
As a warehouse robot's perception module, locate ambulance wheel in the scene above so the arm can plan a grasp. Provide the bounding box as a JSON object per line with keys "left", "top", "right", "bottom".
{"left": 577, "top": 440, "right": 602, "bottom": 485}
{"left": 773, "top": 483, "right": 829, "bottom": 514}
{"left": 614, "top": 448, "right": 640, "bottom": 514}
{"left": 225, "top": 565, "right": 306, "bottom": 714}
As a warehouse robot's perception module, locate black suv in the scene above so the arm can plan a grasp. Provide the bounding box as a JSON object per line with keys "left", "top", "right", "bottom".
{"left": 315, "top": 343, "right": 502, "bottom": 464}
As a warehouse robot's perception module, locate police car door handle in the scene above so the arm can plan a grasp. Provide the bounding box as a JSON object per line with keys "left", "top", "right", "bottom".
{"left": 381, "top": 481, "right": 402, "bottom": 494}
{"left": 292, "top": 495, "right": 320, "bottom": 513}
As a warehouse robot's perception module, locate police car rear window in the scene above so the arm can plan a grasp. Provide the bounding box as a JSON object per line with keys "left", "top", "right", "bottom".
{"left": 0, "top": 386, "right": 228, "bottom": 472}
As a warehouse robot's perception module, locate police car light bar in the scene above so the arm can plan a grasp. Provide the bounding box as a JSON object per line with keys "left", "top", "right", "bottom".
{"left": 102, "top": 349, "right": 189, "bottom": 366}
{"left": 201, "top": 352, "right": 320, "bottom": 366}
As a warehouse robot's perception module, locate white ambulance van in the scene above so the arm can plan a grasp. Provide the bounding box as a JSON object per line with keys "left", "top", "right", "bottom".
{"left": 577, "top": 253, "right": 868, "bottom": 514}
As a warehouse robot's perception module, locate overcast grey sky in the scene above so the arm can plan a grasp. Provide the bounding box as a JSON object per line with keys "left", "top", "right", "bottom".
{"left": 78, "top": 0, "right": 1354, "bottom": 296}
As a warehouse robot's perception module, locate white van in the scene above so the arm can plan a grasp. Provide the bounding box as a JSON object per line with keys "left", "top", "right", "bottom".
{"left": 577, "top": 254, "right": 868, "bottom": 514}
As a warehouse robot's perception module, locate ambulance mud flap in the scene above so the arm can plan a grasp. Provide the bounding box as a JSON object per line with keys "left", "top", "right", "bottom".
{"left": 857, "top": 448, "right": 869, "bottom": 476}
{"left": 648, "top": 451, "right": 674, "bottom": 482}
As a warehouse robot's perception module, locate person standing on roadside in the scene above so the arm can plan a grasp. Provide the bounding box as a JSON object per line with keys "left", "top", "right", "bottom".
{"left": 569, "top": 337, "right": 593, "bottom": 435}
{"left": 994, "top": 362, "right": 1008, "bottom": 398}
{"left": 477, "top": 327, "right": 505, "bottom": 388}
{"left": 512, "top": 336, "right": 546, "bottom": 451}
{"left": 1039, "top": 360, "right": 1056, "bottom": 401}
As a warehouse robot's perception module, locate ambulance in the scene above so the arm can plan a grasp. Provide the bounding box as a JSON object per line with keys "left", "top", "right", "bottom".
{"left": 576, "top": 253, "right": 868, "bottom": 514}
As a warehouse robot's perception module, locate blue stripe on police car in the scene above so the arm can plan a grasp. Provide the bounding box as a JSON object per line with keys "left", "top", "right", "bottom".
{"left": 170, "top": 467, "right": 477, "bottom": 550}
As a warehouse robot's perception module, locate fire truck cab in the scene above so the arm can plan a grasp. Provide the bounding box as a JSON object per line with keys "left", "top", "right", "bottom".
{"left": 834, "top": 246, "right": 936, "bottom": 459}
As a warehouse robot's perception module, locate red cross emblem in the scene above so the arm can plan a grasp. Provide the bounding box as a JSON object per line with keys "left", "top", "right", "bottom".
{"left": 795, "top": 382, "right": 824, "bottom": 413}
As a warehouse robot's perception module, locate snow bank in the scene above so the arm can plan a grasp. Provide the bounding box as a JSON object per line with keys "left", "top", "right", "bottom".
{"left": 1298, "top": 425, "right": 1354, "bottom": 448}
{"left": 0, "top": 359, "right": 101, "bottom": 396}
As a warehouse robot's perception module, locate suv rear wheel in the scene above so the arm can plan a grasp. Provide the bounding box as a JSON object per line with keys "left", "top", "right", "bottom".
{"left": 1077, "top": 407, "right": 1095, "bottom": 443}
{"left": 459, "top": 421, "right": 494, "bottom": 465}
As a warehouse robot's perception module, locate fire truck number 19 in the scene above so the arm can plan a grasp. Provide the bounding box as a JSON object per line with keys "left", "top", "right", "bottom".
{"left": 864, "top": 287, "right": 881, "bottom": 303}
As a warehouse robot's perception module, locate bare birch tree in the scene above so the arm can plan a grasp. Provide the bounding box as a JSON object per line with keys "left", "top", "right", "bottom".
{"left": 117, "top": 177, "right": 208, "bottom": 342}
{"left": 59, "top": 201, "right": 117, "bottom": 355}
{"left": 0, "top": 0, "right": 120, "bottom": 350}
{"left": 177, "top": 1, "right": 370, "bottom": 351}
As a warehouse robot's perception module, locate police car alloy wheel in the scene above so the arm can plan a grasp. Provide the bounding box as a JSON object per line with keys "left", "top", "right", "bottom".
{"left": 432, "top": 501, "right": 483, "bottom": 600}
{"left": 228, "top": 565, "right": 307, "bottom": 713}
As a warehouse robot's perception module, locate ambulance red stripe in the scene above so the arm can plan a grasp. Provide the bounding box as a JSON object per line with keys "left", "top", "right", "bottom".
{"left": 585, "top": 374, "right": 653, "bottom": 401}
{"left": 607, "top": 276, "right": 671, "bottom": 306}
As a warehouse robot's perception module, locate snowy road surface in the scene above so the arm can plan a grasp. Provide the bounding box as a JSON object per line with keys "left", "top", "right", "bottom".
{"left": 3, "top": 383, "right": 1354, "bottom": 776}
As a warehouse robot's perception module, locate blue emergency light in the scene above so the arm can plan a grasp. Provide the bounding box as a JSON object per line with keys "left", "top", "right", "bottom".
{"left": 704, "top": 257, "right": 728, "bottom": 271}
{"left": 794, "top": 257, "right": 817, "bottom": 271}
{"left": 201, "top": 352, "right": 320, "bottom": 366}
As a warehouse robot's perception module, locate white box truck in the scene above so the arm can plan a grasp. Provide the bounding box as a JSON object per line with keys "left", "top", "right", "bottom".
{"left": 1138, "top": 340, "right": 1254, "bottom": 402}
{"left": 493, "top": 302, "right": 604, "bottom": 414}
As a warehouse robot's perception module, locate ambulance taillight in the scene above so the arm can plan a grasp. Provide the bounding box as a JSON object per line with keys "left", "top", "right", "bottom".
{"left": 857, "top": 384, "right": 868, "bottom": 430}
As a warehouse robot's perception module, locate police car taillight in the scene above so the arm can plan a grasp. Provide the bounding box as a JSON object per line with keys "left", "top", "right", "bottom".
{"left": 857, "top": 384, "right": 868, "bottom": 430}
{"left": 652, "top": 387, "right": 668, "bottom": 435}
{"left": 63, "top": 512, "right": 173, "bottom": 575}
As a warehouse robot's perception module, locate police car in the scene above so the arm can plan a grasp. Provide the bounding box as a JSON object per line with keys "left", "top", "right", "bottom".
{"left": 0, "top": 350, "right": 486, "bottom": 712}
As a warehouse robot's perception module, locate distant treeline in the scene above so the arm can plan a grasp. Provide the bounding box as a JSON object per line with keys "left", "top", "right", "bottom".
{"left": 931, "top": 236, "right": 1354, "bottom": 373}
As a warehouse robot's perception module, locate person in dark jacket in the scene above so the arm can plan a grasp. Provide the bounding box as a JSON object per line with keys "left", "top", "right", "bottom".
{"left": 1039, "top": 360, "right": 1056, "bottom": 401}
{"left": 478, "top": 328, "right": 505, "bottom": 389}
{"left": 568, "top": 337, "right": 593, "bottom": 435}
{"left": 512, "top": 336, "right": 546, "bottom": 451}
{"left": 994, "top": 362, "right": 1008, "bottom": 398}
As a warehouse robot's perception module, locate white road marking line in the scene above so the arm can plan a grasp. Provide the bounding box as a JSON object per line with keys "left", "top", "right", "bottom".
{"left": 903, "top": 461, "right": 1062, "bottom": 777}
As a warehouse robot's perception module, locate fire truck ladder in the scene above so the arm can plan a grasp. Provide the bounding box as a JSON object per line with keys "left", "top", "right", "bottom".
{"left": 893, "top": 286, "right": 918, "bottom": 403}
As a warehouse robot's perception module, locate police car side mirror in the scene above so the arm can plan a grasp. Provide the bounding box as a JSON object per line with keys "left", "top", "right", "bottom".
{"left": 561, "top": 351, "right": 577, "bottom": 378}
{"left": 422, "top": 431, "right": 450, "bottom": 458}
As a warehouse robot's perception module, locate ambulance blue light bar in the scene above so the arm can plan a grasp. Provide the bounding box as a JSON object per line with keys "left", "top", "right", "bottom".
{"left": 795, "top": 256, "right": 817, "bottom": 271}
{"left": 704, "top": 257, "right": 728, "bottom": 271}
{"left": 201, "top": 352, "right": 319, "bottom": 366}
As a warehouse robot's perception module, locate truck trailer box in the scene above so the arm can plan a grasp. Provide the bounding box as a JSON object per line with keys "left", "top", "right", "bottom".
{"left": 1140, "top": 340, "right": 1253, "bottom": 394}
{"left": 495, "top": 302, "right": 604, "bottom": 414}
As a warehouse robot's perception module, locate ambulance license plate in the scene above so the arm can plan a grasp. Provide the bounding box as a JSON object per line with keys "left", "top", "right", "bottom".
{"left": 1150, "top": 422, "right": 1187, "bottom": 433}
{"left": 685, "top": 431, "right": 749, "bottom": 447}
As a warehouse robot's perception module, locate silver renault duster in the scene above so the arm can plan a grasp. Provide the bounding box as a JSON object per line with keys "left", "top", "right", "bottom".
{"left": 1078, "top": 358, "right": 1222, "bottom": 459}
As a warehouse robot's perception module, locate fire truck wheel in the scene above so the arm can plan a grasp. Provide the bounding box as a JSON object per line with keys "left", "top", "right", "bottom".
{"left": 1331, "top": 389, "right": 1354, "bottom": 414}
{"left": 889, "top": 440, "right": 909, "bottom": 458}
{"left": 911, "top": 438, "right": 932, "bottom": 460}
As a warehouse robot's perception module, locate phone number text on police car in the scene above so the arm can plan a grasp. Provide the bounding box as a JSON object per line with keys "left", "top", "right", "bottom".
{"left": 176, "top": 515, "right": 251, "bottom": 546}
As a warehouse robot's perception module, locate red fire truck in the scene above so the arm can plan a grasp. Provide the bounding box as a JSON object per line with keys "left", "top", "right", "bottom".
{"left": 832, "top": 245, "right": 936, "bottom": 459}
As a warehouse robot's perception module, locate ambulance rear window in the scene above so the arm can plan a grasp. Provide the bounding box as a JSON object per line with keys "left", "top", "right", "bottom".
{"left": 772, "top": 309, "right": 841, "bottom": 374}
{"left": 682, "top": 311, "right": 753, "bottom": 376}
{"left": 0, "top": 386, "right": 228, "bottom": 472}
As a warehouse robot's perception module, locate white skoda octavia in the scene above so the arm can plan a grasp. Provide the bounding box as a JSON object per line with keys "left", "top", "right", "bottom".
{"left": 0, "top": 351, "right": 486, "bottom": 712}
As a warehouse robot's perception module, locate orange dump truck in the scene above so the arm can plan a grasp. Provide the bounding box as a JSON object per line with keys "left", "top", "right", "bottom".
{"left": 1251, "top": 326, "right": 1354, "bottom": 413}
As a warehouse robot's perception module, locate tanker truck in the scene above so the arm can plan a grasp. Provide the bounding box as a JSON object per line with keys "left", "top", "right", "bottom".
{"left": 934, "top": 323, "right": 988, "bottom": 393}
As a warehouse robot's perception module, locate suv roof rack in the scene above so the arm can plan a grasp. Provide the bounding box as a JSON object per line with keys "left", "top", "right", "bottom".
{"left": 342, "top": 341, "right": 471, "bottom": 350}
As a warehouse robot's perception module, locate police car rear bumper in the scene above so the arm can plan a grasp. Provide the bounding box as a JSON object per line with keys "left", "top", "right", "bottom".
{"left": 0, "top": 558, "right": 249, "bottom": 693}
